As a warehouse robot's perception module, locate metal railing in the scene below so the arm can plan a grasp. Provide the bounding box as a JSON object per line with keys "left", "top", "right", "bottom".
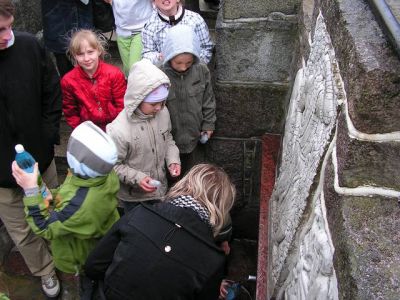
{"left": 367, "top": 0, "right": 400, "bottom": 58}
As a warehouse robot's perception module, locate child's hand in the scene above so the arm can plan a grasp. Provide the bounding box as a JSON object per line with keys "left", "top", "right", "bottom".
{"left": 219, "top": 240, "right": 231, "bottom": 256}
{"left": 201, "top": 130, "right": 214, "bottom": 138}
{"left": 139, "top": 177, "right": 157, "bottom": 193}
{"left": 168, "top": 163, "right": 181, "bottom": 177}
{"left": 11, "top": 161, "right": 39, "bottom": 190}
{"left": 219, "top": 279, "right": 232, "bottom": 299}
{"left": 157, "top": 52, "right": 164, "bottom": 62}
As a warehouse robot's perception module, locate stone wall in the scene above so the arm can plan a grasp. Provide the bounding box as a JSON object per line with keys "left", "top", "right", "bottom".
{"left": 11, "top": 0, "right": 41, "bottom": 34}
{"left": 269, "top": 0, "right": 400, "bottom": 299}
{"left": 213, "top": 0, "right": 298, "bottom": 239}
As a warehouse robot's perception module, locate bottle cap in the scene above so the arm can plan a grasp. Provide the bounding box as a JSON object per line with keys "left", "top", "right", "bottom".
{"left": 15, "top": 144, "right": 25, "bottom": 153}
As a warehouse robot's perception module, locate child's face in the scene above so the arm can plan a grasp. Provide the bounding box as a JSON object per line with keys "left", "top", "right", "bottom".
{"left": 74, "top": 39, "right": 101, "bottom": 75}
{"left": 154, "top": 0, "right": 180, "bottom": 16}
{"left": 170, "top": 53, "right": 194, "bottom": 73}
{"left": 139, "top": 100, "right": 165, "bottom": 115}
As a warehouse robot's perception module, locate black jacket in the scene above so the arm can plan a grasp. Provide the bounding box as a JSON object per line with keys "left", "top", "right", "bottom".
{"left": 41, "top": 0, "right": 93, "bottom": 53}
{"left": 0, "top": 31, "right": 62, "bottom": 187}
{"left": 84, "top": 203, "right": 226, "bottom": 300}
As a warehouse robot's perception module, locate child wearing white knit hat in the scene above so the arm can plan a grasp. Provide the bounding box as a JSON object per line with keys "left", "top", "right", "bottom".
{"left": 12, "top": 121, "right": 120, "bottom": 296}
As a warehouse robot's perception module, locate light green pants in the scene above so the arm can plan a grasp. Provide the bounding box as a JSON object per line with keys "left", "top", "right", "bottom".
{"left": 117, "top": 33, "right": 143, "bottom": 76}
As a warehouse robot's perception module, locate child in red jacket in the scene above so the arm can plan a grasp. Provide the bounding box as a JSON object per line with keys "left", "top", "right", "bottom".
{"left": 61, "top": 29, "right": 127, "bottom": 131}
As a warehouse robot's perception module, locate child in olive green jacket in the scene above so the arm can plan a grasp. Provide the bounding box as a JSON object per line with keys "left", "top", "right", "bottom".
{"left": 161, "top": 24, "right": 216, "bottom": 175}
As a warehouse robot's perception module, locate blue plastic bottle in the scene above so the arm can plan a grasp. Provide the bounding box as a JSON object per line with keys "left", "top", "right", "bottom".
{"left": 15, "top": 144, "right": 48, "bottom": 198}
{"left": 226, "top": 282, "right": 240, "bottom": 300}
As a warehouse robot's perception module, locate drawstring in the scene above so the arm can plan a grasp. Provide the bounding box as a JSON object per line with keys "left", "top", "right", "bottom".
{"left": 163, "top": 223, "right": 182, "bottom": 242}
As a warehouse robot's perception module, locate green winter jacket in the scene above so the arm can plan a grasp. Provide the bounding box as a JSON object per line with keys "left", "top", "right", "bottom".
{"left": 23, "top": 171, "right": 120, "bottom": 274}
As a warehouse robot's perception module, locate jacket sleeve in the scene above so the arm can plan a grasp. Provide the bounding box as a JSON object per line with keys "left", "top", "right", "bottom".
{"left": 194, "top": 15, "right": 214, "bottom": 64}
{"left": 163, "top": 108, "right": 181, "bottom": 167}
{"left": 106, "top": 123, "right": 149, "bottom": 185}
{"left": 41, "top": 45, "right": 62, "bottom": 145}
{"left": 22, "top": 189, "right": 74, "bottom": 240}
{"left": 141, "top": 23, "right": 161, "bottom": 64}
{"left": 200, "top": 65, "right": 216, "bottom": 131}
{"left": 61, "top": 77, "right": 81, "bottom": 129}
{"left": 84, "top": 218, "right": 123, "bottom": 280}
{"left": 110, "top": 69, "right": 127, "bottom": 119}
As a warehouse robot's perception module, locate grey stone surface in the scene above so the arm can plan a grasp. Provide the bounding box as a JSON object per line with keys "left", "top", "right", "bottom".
{"left": 223, "top": 0, "right": 300, "bottom": 19}
{"left": 324, "top": 162, "right": 400, "bottom": 300}
{"left": 12, "top": 0, "right": 42, "bottom": 34}
{"left": 206, "top": 137, "right": 262, "bottom": 239}
{"left": 336, "top": 114, "right": 400, "bottom": 190}
{"left": 214, "top": 82, "right": 287, "bottom": 137}
{"left": 321, "top": 0, "right": 400, "bottom": 133}
{"left": 215, "top": 20, "right": 297, "bottom": 82}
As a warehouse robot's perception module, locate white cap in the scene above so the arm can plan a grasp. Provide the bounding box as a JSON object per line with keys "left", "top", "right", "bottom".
{"left": 15, "top": 144, "right": 25, "bottom": 153}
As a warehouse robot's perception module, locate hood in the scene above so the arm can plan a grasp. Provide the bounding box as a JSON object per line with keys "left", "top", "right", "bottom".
{"left": 162, "top": 24, "right": 201, "bottom": 65}
{"left": 124, "top": 59, "right": 171, "bottom": 117}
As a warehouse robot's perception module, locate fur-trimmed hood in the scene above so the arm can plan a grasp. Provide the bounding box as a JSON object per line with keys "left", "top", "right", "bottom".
{"left": 124, "top": 59, "right": 171, "bottom": 117}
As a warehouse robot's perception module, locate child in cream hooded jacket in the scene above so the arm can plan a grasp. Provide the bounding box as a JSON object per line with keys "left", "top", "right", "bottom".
{"left": 106, "top": 59, "right": 180, "bottom": 210}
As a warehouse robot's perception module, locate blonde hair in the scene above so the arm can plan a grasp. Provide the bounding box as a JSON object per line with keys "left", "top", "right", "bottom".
{"left": 166, "top": 164, "right": 236, "bottom": 236}
{"left": 67, "top": 29, "right": 107, "bottom": 65}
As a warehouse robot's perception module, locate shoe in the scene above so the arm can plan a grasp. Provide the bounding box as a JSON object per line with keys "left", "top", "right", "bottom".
{"left": 41, "top": 271, "right": 61, "bottom": 298}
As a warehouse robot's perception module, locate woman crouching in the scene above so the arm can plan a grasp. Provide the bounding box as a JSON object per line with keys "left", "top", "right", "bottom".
{"left": 84, "top": 163, "right": 236, "bottom": 300}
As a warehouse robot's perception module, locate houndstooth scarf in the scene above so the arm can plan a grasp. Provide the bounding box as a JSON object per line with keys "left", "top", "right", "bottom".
{"left": 170, "top": 195, "right": 211, "bottom": 226}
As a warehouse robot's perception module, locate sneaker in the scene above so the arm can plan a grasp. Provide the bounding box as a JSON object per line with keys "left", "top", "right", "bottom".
{"left": 41, "top": 271, "right": 61, "bottom": 298}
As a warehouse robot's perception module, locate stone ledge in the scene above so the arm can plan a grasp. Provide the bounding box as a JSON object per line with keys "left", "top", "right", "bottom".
{"left": 222, "top": 0, "right": 300, "bottom": 20}
{"left": 324, "top": 159, "right": 400, "bottom": 299}
{"left": 321, "top": 0, "right": 400, "bottom": 133}
{"left": 216, "top": 18, "right": 297, "bottom": 82}
{"left": 336, "top": 113, "right": 400, "bottom": 190}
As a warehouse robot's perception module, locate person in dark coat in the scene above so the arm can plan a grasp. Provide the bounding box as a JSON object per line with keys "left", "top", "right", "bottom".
{"left": 41, "top": 0, "right": 93, "bottom": 77}
{"left": 0, "top": 0, "right": 62, "bottom": 297}
{"left": 84, "top": 163, "right": 236, "bottom": 300}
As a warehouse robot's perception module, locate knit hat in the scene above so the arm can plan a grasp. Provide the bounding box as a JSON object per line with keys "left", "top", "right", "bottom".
{"left": 67, "top": 121, "right": 118, "bottom": 178}
{"left": 143, "top": 84, "right": 169, "bottom": 103}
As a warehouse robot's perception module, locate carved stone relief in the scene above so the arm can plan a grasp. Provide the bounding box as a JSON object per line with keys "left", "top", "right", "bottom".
{"left": 270, "top": 12, "right": 339, "bottom": 298}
